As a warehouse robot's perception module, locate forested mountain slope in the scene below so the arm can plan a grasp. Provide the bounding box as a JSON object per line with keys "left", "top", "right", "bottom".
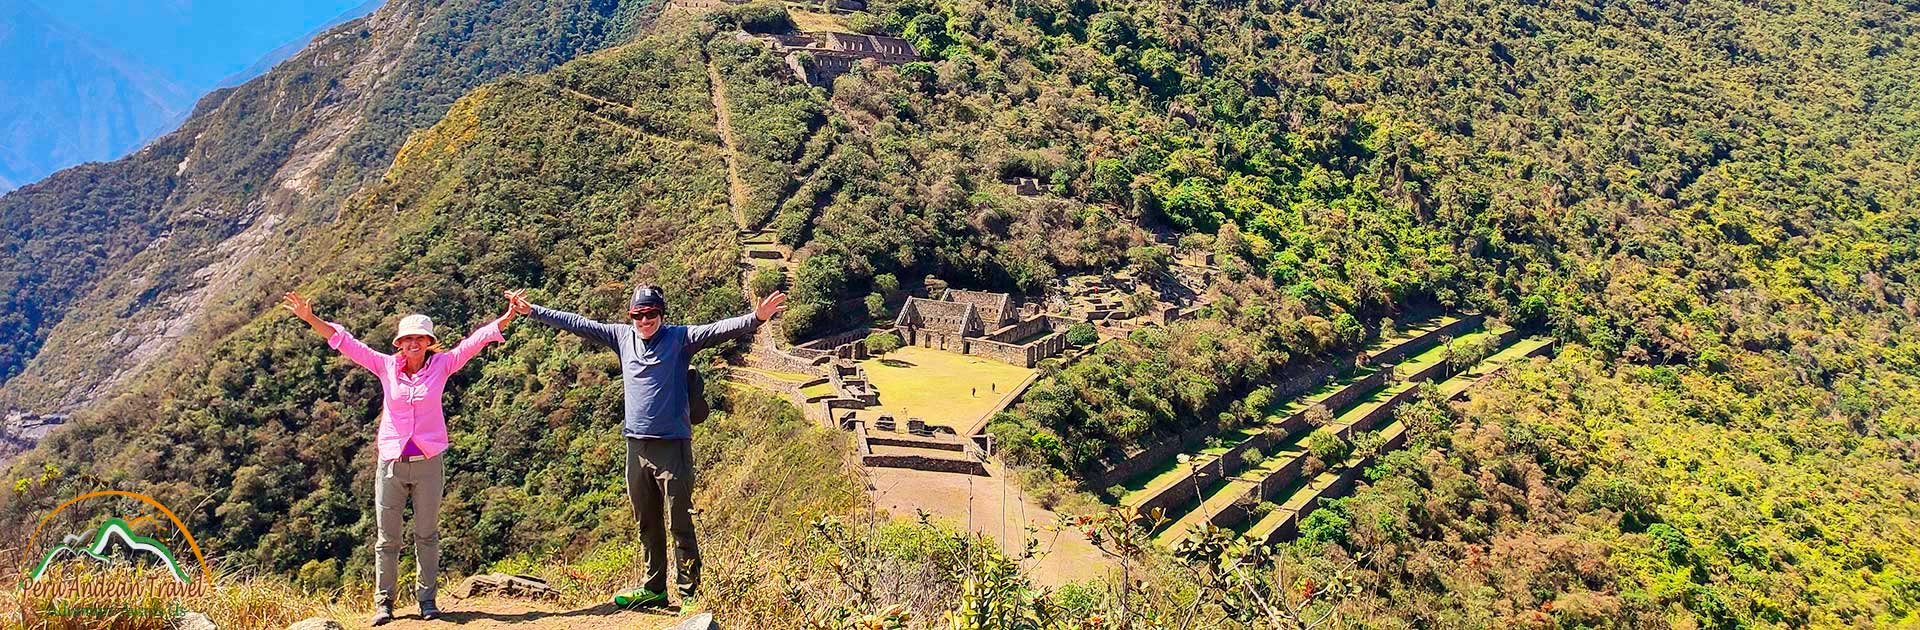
{"left": 0, "top": 0, "right": 656, "bottom": 412}
{"left": 0, "top": 0, "right": 1915, "bottom": 626}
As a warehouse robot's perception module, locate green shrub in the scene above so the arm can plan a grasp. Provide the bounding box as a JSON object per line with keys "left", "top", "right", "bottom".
{"left": 1305, "top": 427, "right": 1352, "bottom": 465}
{"left": 1066, "top": 322, "right": 1099, "bottom": 346}
{"left": 1242, "top": 447, "right": 1267, "bottom": 468}
{"left": 1051, "top": 580, "right": 1103, "bottom": 614}
{"left": 750, "top": 266, "right": 785, "bottom": 297}
{"left": 711, "top": 0, "right": 793, "bottom": 33}
{"left": 865, "top": 331, "right": 904, "bottom": 355}
{"left": 1298, "top": 499, "right": 1352, "bottom": 547}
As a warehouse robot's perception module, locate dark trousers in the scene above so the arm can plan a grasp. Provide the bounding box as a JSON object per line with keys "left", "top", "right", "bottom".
{"left": 626, "top": 437, "right": 699, "bottom": 596}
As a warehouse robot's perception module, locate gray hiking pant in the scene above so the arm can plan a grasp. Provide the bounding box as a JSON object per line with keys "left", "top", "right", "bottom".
{"left": 374, "top": 455, "right": 443, "bottom": 607}
{"left": 627, "top": 437, "right": 699, "bottom": 596}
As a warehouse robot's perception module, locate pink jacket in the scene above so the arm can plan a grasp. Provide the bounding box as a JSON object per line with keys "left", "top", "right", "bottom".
{"left": 327, "top": 320, "right": 503, "bottom": 461}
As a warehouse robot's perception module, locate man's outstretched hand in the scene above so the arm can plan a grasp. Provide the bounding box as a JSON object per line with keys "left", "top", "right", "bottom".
{"left": 754, "top": 291, "right": 788, "bottom": 322}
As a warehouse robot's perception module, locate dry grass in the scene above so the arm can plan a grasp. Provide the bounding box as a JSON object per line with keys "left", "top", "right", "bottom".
{"left": 1, "top": 564, "right": 341, "bottom": 630}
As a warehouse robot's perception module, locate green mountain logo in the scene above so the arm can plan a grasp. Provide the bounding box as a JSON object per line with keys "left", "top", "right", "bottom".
{"left": 30, "top": 517, "right": 192, "bottom": 584}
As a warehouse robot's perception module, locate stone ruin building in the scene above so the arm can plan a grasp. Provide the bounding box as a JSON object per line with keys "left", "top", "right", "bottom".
{"left": 743, "top": 31, "right": 921, "bottom": 86}
{"left": 893, "top": 289, "right": 1073, "bottom": 368}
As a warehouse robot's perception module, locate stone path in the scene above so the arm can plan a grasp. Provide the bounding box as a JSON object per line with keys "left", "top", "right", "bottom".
{"left": 705, "top": 57, "right": 750, "bottom": 232}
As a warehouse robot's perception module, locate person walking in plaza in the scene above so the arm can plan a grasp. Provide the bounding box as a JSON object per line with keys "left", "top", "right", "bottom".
{"left": 511, "top": 284, "right": 785, "bottom": 608}
{"left": 281, "top": 290, "right": 526, "bottom": 625}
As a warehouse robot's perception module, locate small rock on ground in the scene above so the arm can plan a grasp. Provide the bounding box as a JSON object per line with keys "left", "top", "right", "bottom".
{"left": 669, "top": 613, "right": 716, "bottom": 630}
{"left": 286, "top": 618, "right": 346, "bottom": 630}
{"left": 175, "top": 612, "right": 216, "bottom": 630}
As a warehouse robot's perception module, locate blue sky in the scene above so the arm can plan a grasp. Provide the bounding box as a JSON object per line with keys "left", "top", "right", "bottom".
{"left": 30, "top": 0, "right": 379, "bottom": 92}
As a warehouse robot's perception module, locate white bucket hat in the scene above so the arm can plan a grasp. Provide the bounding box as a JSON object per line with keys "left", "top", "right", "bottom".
{"left": 392, "top": 314, "right": 437, "bottom": 345}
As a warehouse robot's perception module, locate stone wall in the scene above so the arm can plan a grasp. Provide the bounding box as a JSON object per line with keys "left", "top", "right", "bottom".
{"left": 1266, "top": 368, "right": 1386, "bottom": 440}
{"left": 1458, "top": 337, "right": 1554, "bottom": 398}
{"left": 964, "top": 341, "right": 1099, "bottom": 436}
{"left": 986, "top": 316, "right": 1052, "bottom": 343}
{"left": 1087, "top": 312, "right": 1489, "bottom": 490}
{"left": 866, "top": 435, "right": 966, "bottom": 452}
{"left": 745, "top": 347, "right": 822, "bottom": 373}
{"left": 1335, "top": 346, "right": 1461, "bottom": 438}
{"left": 902, "top": 327, "right": 962, "bottom": 351}
{"left": 968, "top": 326, "right": 1069, "bottom": 368}
{"left": 832, "top": 342, "right": 870, "bottom": 361}
{"left": 1090, "top": 421, "right": 1217, "bottom": 493}
{"left": 1369, "top": 313, "right": 1485, "bottom": 366}
{"left": 796, "top": 326, "right": 873, "bottom": 353}
{"left": 1089, "top": 357, "right": 1353, "bottom": 490}
{"left": 1125, "top": 369, "right": 1385, "bottom": 520}
{"left": 1259, "top": 424, "right": 1411, "bottom": 544}
{"left": 861, "top": 453, "right": 989, "bottom": 476}
{"left": 1207, "top": 452, "right": 1310, "bottom": 531}
{"left": 727, "top": 368, "right": 833, "bottom": 424}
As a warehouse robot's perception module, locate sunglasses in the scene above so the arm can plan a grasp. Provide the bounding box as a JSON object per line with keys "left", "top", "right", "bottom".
{"left": 630, "top": 309, "right": 663, "bottom": 321}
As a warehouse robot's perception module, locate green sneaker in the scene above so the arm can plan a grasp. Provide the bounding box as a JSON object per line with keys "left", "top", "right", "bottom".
{"left": 612, "top": 586, "right": 669, "bottom": 607}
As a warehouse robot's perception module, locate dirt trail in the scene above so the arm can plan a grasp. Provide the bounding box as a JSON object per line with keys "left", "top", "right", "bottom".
{"left": 867, "top": 461, "right": 1114, "bottom": 587}
{"left": 329, "top": 596, "right": 688, "bottom": 629}
{"left": 705, "top": 58, "right": 750, "bottom": 232}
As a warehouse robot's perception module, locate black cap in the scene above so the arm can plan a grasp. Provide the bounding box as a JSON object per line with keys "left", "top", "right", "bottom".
{"left": 629, "top": 284, "right": 667, "bottom": 313}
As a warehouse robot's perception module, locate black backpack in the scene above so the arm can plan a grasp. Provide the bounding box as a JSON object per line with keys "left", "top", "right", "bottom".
{"left": 687, "top": 367, "right": 709, "bottom": 425}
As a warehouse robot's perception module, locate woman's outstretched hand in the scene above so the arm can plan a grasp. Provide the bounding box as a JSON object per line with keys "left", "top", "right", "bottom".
{"left": 282, "top": 291, "right": 334, "bottom": 338}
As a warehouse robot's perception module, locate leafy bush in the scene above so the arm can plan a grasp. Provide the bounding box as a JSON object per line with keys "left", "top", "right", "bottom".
{"left": 1065, "top": 322, "right": 1098, "bottom": 346}
{"left": 711, "top": 0, "right": 794, "bottom": 33}
{"left": 1305, "top": 428, "right": 1353, "bottom": 465}
{"left": 864, "top": 331, "right": 903, "bottom": 355}
{"left": 1298, "top": 499, "right": 1352, "bottom": 547}
{"left": 749, "top": 266, "right": 785, "bottom": 297}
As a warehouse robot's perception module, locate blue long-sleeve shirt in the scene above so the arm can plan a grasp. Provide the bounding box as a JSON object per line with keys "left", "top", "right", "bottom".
{"left": 530, "top": 305, "right": 762, "bottom": 439}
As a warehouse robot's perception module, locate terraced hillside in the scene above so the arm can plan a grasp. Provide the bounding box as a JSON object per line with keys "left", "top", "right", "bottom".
{"left": 1239, "top": 333, "right": 1557, "bottom": 544}
{"left": 1115, "top": 314, "right": 1478, "bottom": 521}
{"left": 1112, "top": 315, "right": 1556, "bottom": 546}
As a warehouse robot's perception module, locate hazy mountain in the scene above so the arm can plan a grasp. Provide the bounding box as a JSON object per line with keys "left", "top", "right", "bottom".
{"left": 0, "top": 2, "right": 191, "bottom": 194}
{"left": 215, "top": 0, "right": 388, "bottom": 89}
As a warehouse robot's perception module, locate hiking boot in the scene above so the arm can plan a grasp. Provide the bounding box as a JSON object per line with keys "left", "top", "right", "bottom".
{"left": 419, "top": 599, "right": 441, "bottom": 620}
{"left": 612, "top": 586, "right": 669, "bottom": 608}
{"left": 370, "top": 604, "right": 394, "bottom": 627}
